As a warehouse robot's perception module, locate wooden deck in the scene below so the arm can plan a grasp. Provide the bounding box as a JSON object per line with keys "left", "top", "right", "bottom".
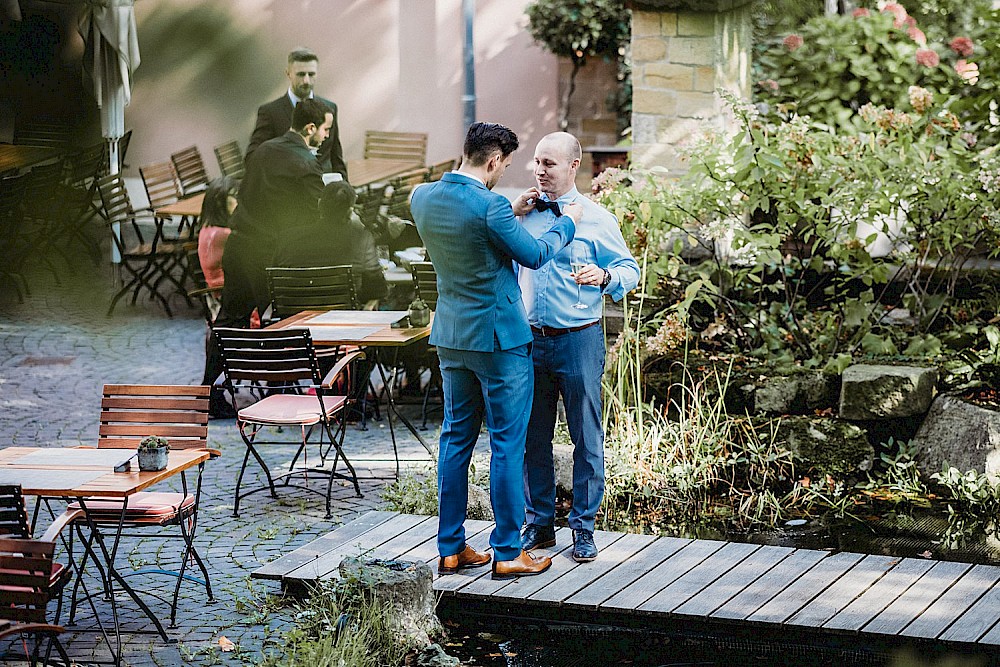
{"left": 252, "top": 511, "right": 1000, "bottom": 653}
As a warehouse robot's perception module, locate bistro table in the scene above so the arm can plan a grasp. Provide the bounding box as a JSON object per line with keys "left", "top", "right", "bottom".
{"left": 266, "top": 310, "right": 435, "bottom": 471}
{"left": 0, "top": 144, "right": 61, "bottom": 174}
{"left": 0, "top": 446, "right": 211, "bottom": 664}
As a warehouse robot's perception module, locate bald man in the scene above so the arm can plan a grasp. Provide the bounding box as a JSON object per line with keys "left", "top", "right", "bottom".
{"left": 511, "top": 132, "right": 639, "bottom": 562}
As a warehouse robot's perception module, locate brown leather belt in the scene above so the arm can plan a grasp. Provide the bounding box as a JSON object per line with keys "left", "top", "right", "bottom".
{"left": 530, "top": 320, "right": 600, "bottom": 337}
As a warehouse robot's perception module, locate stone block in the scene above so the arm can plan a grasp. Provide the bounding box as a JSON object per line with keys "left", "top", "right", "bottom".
{"left": 756, "top": 372, "right": 840, "bottom": 416}
{"left": 778, "top": 416, "right": 874, "bottom": 478}
{"left": 668, "top": 36, "right": 717, "bottom": 65}
{"left": 675, "top": 91, "right": 717, "bottom": 118}
{"left": 632, "top": 11, "right": 662, "bottom": 37}
{"left": 553, "top": 443, "right": 575, "bottom": 496}
{"left": 694, "top": 65, "right": 717, "bottom": 92}
{"left": 839, "top": 364, "right": 938, "bottom": 420}
{"left": 633, "top": 87, "right": 677, "bottom": 115}
{"left": 661, "top": 12, "right": 678, "bottom": 36}
{"left": 632, "top": 113, "right": 659, "bottom": 144}
{"left": 644, "top": 63, "right": 694, "bottom": 90}
{"left": 678, "top": 12, "right": 716, "bottom": 36}
{"left": 633, "top": 37, "right": 668, "bottom": 62}
{"left": 467, "top": 483, "right": 493, "bottom": 521}
{"left": 914, "top": 394, "right": 1000, "bottom": 479}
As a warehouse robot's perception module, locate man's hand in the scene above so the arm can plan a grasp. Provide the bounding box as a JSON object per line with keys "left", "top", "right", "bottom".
{"left": 562, "top": 201, "right": 583, "bottom": 223}
{"left": 571, "top": 264, "right": 605, "bottom": 286}
{"left": 513, "top": 187, "right": 542, "bottom": 217}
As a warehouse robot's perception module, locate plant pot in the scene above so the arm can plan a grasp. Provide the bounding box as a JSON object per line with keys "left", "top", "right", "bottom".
{"left": 137, "top": 447, "right": 169, "bottom": 472}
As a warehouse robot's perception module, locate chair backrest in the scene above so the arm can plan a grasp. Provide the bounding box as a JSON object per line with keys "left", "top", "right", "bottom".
{"left": 139, "top": 160, "right": 181, "bottom": 210}
{"left": 0, "top": 486, "right": 31, "bottom": 539}
{"left": 170, "top": 145, "right": 209, "bottom": 196}
{"left": 353, "top": 183, "right": 388, "bottom": 231}
{"left": 426, "top": 158, "right": 458, "bottom": 182}
{"left": 13, "top": 119, "right": 68, "bottom": 149}
{"left": 385, "top": 168, "right": 430, "bottom": 220}
{"left": 64, "top": 141, "right": 106, "bottom": 189}
{"left": 214, "top": 328, "right": 324, "bottom": 388}
{"left": 98, "top": 385, "right": 210, "bottom": 450}
{"left": 266, "top": 265, "right": 356, "bottom": 320}
{"left": 95, "top": 174, "right": 133, "bottom": 225}
{"left": 410, "top": 261, "right": 438, "bottom": 310}
{"left": 0, "top": 537, "right": 57, "bottom": 624}
{"left": 213, "top": 140, "right": 245, "bottom": 180}
{"left": 363, "top": 131, "right": 427, "bottom": 164}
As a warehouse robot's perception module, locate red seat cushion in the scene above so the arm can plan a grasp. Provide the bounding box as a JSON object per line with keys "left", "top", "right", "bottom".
{"left": 68, "top": 492, "right": 194, "bottom": 518}
{"left": 238, "top": 394, "right": 346, "bottom": 425}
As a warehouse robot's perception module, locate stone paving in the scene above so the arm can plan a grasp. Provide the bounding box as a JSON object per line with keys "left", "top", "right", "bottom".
{"left": 0, "top": 256, "right": 439, "bottom": 666}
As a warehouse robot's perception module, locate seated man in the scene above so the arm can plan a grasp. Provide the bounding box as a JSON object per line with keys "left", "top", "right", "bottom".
{"left": 273, "top": 181, "right": 388, "bottom": 305}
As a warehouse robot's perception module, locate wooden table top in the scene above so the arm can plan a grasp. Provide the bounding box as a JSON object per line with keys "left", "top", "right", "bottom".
{"left": 348, "top": 158, "right": 423, "bottom": 188}
{"left": 0, "top": 446, "right": 210, "bottom": 497}
{"left": 0, "top": 145, "right": 61, "bottom": 173}
{"left": 154, "top": 191, "right": 206, "bottom": 218}
{"left": 267, "top": 310, "right": 432, "bottom": 347}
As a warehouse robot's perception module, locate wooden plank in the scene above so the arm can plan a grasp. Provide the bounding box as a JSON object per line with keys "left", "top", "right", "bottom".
{"left": 253, "top": 510, "right": 397, "bottom": 580}
{"left": 977, "top": 609, "right": 1000, "bottom": 645}
{"left": 824, "top": 557, "right": 934, "bottom": 631}
{"left": 353, "top": 515, "right": 439, "bottom": 565}
{"left": 538, "top": 533, "right": 657, "bottom": 605}
{"left": 713, "top": 548, "right": 828, "bottom": 620}
{"left": 674, "top": 545, "right": 793, "bottom": 617}
{"left": 748, "top": 551, "right": 864, "bottom": 624}
{"left": 901, "top": 564, "right": 1000, "bottom": 639}
{"left": 493, "top": 530, "right": 623, "bottom": 601}
{"left": 452, "top": 527, "right": 572, "bottom": 598}
{"left": 939, "top": 577, "right": 1000, "bottom": 643}
{"left": 640, "top": 541, "right": 760, "bottom": 614}
{"left": 785, "top": 555, "right": 898, "bottom": 628}
{"left": 862, "top": 560, "right": 972, "bottom": 636}
{"left": 569, "top": 535, "right": 687, "bottom": 608}
{"left": 410, "top": 519, "right": 494, "bottom": 568}
{"left": 602, "top": 539, "right": 724, "bottom": 611}
{"left": 283, "top": 512, "right": 426, "bottom": 582}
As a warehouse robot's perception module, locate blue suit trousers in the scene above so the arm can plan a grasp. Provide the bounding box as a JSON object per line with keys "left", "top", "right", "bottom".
{"left": 436, "top": 343, "right": 533, "bottom": 562}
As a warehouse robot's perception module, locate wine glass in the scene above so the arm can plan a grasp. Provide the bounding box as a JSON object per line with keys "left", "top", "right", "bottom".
{"left": 570, "top": 242, "right": 589, "bottom": 310}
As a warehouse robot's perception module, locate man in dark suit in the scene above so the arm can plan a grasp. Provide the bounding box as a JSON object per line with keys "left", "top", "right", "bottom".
{"left": 246, "top": 47, "right": 348, "bottom": 181}
{"left": 411, "top": 122, "right": 582, "bottom": 580}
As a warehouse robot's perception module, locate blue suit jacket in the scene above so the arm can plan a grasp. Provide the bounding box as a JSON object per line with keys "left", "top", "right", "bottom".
{"left": 412, "top": 172, "right": 575, "bottom": 352}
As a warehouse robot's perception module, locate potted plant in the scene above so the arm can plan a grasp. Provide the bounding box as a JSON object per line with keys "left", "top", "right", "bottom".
{"left": 137, "top": 435, "right": 169, "bottom": 472}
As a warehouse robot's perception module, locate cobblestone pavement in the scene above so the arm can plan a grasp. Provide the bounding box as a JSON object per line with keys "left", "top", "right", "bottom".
{"left": 0, "top": 257, "right": 440, "bottom": 666}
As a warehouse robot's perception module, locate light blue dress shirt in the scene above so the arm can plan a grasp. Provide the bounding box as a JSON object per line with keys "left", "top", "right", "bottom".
{"left": 518, "top": 187, "right": 639, "bottom": 328}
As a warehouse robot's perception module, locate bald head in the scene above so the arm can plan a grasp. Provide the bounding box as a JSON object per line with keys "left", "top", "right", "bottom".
{"left": 533, "top": 132, "right": 582, "bottom": 198}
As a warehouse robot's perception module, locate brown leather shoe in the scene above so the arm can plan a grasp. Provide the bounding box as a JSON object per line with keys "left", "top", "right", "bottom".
{"left": 438, "top": 545, "right": 491, "bottom": 575}
{"left": 491, "top": 550, "right": 552, "bottom": 580}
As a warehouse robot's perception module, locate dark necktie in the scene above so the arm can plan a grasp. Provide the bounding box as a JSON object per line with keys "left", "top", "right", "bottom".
{"left": 535, "top": 199, "right": 560, "bottom": 216}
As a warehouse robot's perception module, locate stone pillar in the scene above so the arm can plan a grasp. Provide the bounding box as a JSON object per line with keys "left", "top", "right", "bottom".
{"left": 628, "top": 0, "right": 753, "bottom": 172}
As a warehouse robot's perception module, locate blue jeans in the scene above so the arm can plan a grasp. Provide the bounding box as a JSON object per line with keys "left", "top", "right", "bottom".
{"left": 524, "top": 323, "right": 605, "bottom": 533}
{"left": 436, "top": 343, "right": 533, "bottom": 562}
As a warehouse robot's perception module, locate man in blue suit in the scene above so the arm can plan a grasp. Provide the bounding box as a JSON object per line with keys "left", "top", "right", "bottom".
{"left": 411, "top": 122, "right": 581, "bottom": 580}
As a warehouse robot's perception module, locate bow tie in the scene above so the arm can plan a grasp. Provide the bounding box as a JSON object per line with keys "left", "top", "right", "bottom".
{"left": 534, "top": 199, "right": 561, "bottom": 216}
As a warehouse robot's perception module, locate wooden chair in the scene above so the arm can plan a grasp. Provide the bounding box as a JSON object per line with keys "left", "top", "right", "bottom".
{"left": 139, "top": 160, "right": 181, "bottom": 212}
{"left": 0, "top": 538, "right": 73, "bottom": 667}
{"left": 426, "top": 157, "right": 458, "bottom": 182}
{"left": 363, "top": 130, "right": 427, "bottom": 164}
{"left": 12, "top": 119, "right": 68, "bottom": 149}
{"left": 265, "top": 265, "right": 356, "bottom": 322}
{"left": 170, "top": 145, "right": 209, "bottom": 196}
{"left": 385, "top": 168, "right": 431, "bottom": 221}
{"left": 410, "top": 262, "right": 442, "bottom": 427}
{"left": 65, "top": 385, "right": 215, "bottom": 628}
{"left": 0, "top": 176, "right": 29, "bottom": 301}
{"left": 97, "top": 174, "right": 191, "bottom": 317}
{"left": 213, "top": 140, "right": 245, "bottom": 180}
{"left": 214, "top": 328, "right": 367, "bottom": 517}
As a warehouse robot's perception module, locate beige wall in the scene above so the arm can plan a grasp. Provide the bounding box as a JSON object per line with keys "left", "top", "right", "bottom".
{"left": 127, "top": 0, "right": 560, "bottom": 189}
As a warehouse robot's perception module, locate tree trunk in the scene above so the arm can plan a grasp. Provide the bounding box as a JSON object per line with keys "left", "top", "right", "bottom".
{"left": 560, "top": 58, "right": 583, "bottom": 131}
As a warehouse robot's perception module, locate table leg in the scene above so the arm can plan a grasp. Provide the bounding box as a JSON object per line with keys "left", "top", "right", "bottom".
{"left": 373, "top": 347, "right": 436, "bottom": 464}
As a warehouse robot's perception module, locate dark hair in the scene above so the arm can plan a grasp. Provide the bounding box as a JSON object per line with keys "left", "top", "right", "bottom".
{"left": 287, "top": 48, "right": 318, "bottom": 65}
{"left": 319, "top": 181, "right": 357, "bottom": 225}
{"left": 199, "top": 175, "right": 239, "bottom": 229}
{"left": 463, "top": 122, "right": 518, "bottom": 167}
{"left": 291, "top": 98, "right": 329, "bottom": 132}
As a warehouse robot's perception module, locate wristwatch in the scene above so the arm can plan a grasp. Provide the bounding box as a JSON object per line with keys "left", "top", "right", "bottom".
{"left": 600, "top": 269, "right": 612, "bottom": 289}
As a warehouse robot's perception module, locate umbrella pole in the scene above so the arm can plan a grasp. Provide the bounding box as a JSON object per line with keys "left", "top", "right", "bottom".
{"left": 108, "top": 137, "right": 122, "bottom": 268}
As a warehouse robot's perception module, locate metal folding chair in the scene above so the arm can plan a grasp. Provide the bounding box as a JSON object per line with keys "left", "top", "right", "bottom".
{"left": 362, "top": 130, "right": 427, "bottom": 164}
{"left": 169, "top": 145, "right": 209, "bottom": 197}
{"left": 265, "top": 265, "right": 356, "bottom": 323}
{"left": 410, "top": 261, "right": 442, "bottom": 428}
{"left": 214, "top": 328, "right": 366, "bottom": 518}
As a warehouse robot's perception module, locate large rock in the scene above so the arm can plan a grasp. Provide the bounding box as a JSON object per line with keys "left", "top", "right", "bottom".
{"left": 553, "top": 443, "right": 575, "bottom": 496}
{"left": 756, "top": 372, "right": 839, "bottom": 415}
{"left": 778, "top": 416, "right": 874, "bottom": 478}
{"left": 467, "top": 483, "right": 494, "bottom": 521}
{"left": 839, "top": 365, "right": 938, "bottom": 420}
{"left": 913, "top": 394, "right": 1000, "bottom": 479}
{"left": 337, "top": 557, "right": 443, "bottom": 647}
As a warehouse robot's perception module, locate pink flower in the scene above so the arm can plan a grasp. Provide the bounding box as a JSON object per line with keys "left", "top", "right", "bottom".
{"left": 757, "top": 79, "right": 780, "bottom": 93}
{"left": 915, "top": 48, "right": 940, "bottom": 68}
{"left": 908, "top": 27, "right": 926, "bottom": 46}
{"left": 783, "top": 34, "right": 803, "bottom": 51}
{"left": 852, "top": 7, "right": 870, "bottom": 18}
{"left": 955, "top": 59, "right": 980, "bottom": 84}
{"left": 949, "top": 36, "right": 974, "bottom": 57}
{"left": 881, "top": 2, "right": 908, "bottom": 27}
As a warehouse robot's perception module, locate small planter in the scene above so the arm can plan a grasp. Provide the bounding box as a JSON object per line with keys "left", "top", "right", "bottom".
{"left": 137, "top": 447, "right": 169, "bottom": 472}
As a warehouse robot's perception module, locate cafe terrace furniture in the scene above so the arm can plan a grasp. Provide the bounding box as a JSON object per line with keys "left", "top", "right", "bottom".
{"left": 214, "top": 328, "right": 368, "bottom": 518}
{"left": 409, "top": 261, "right": 443, "bottom": 428}
{"left": 169, "top": 145, "right": 210, "bottom": 197}
{"left": 363, "top": 130, "right": 427, "bottom": 164}
{"left": 213, "top": 140, "right": 245, "bottom": 180}
{"left": 0, "top": 445, "right": 212, "bottom": 662}
{"left": 265, "top": 310, "right": 437, "bottom": 471}
{"left": 64, "top": 384, "right": 215, "bottom": 629}
{"left": 0, "top": 145, "right": 60, "bottom": 175}
{"left": 139, "top": 160, "right": 181, "bottom": 213}
{"left": 266, "top": 265, "right": 357, "bottom": 323}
